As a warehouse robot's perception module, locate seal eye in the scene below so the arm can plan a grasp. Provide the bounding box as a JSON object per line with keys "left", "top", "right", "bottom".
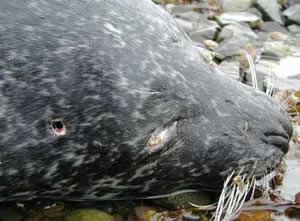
{"left": 51, "top": 119, "right": 66, "bottom": 136}
{"left": 145, "top": 121, "right": 178, "bottom": 153}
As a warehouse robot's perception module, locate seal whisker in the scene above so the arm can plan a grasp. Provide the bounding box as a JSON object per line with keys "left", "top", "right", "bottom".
{"left": 210, "top": 165, "right": 259, "bottom": 221}
{"left": 240, "top": 49, "right": 258, "bottom": 91}
{"left": 265, "top": 71, "right": 275, "bottom": 97}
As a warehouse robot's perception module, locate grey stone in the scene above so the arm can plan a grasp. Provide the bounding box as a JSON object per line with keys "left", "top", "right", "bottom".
{"left": 255, "top": 0, "right": 283, "bottom": 24}
{"left": 216, "top": 23, "right": 258, "bottom": 58}
{"left": 216, "top": 12, "right": 261, "bottom": 25}
{"left": 165, "top": 4, "right": 194, "bottom": 14}
{"left": 283, "top": 4, "right": 300, "bottom": 25}
{"left": 262, "top": 42, "right": 293, "bottom": 59}
{"left": 264, "top": 78, "right": 300, "bottom": 91}
{"left": 175, "top": 13, "right": 219, "bottom": 42}
{"left": 247, "top": 7, "right": 263, "bottom": 18}
{"left": 220, "top": 0, "right": 253, "bottom": 12}
{"left": 218, "top": 23, "right": 258, "bottom": 41}
{"left": 189, "top": 21, "right": 219, "bottom": 42}
{"left": 288, "top": 24, "right": 300, "bottom": 33}
{"left": 258, "top": 21, "right": 288, "bottom": 33}
{"left": 282, "top": 0, "right": 300, "bottom": 8}
{"left": 175, "top": 11, "right": 204, "bottom": 22}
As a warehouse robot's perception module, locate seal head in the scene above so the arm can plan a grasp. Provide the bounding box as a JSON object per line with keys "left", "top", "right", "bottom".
{"left": 0, "top": 0, "right": 292, "bottom": 200}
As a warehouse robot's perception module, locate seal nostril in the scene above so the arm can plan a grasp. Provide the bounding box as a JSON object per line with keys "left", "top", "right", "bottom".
{"left": 263, "top": 131, "right": 290, "bottom": 154}
{"left": 264, "top": 130, "right": 289, "bottom": 140}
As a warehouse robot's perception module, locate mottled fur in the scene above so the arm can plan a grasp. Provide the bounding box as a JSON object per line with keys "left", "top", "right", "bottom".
{"left": 0, "top": 0, "right": 292, "bottom": 201}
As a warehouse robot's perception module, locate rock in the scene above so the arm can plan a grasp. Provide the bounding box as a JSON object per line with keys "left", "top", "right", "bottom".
{"left": 165, "top": 4, "right": 194, "bottom": 14}
{"left": 267, "top": 32, "right": 288, "bottom": 41}
{"left": 218, "top": 60, "right": 241, "bottom": 80}
{"left": 204, "top": 40, "right": 219, "bottom": 50}
{"left": 220, "top": 0, "right": 253, "bottom": 12}
{"left": 247, "top": 7, "right": 263, "bottom": 18}
{"left": 263, "top": 42, "right": 293, "bottom": 59}
{"left": 174, "top": 12, "right": 220, "bottom": 42}
{"left": 216, "top": 23, "right": 258, "bottom": 59}
{"left": 175, "top": 10, "right": 204, "bottom": 22}
{"left": 152, "top": 0, "right": 166, "bottom": 4}
{"left": 283, "top": 4, "right": 300, "bottom": 25}
{"left": 258, "top": 21, "right": 288, "bottom": 33}
{"left": 255, "top": 0, "right": 283, "bottom": 24}
{"left": 256, "top": 31, "right": 269, "bottom": 42}
{"left": 283, "top": 0, "right": 300, "bottom": 8}
{"left": 218, "top": 23, "right": 258, "bottom": 42}
{"left": 288, "top": 24, "right": 300, "bottom": 33}
{"left": 189, "top": 26, "right": 218, "bottom": 43}
{"left": 65, "top": 209, "right": 115, "bottom": 221}
{"left": 215, "top": 12, "right": 261, "bottom": 25}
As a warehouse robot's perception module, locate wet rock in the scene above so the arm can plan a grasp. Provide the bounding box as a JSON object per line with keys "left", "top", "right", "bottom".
{"left": 255, "top": 0, "right": 283, "bottom": 24}
{"left": 258, "top": 21, "right": 288, "bottom": 33}
{"left": 220, "top": 0, "right": 253, "bottom": 12}
{"left": 216, "top": 12, "right": 261, "bottom": 25}
{"left": 216, "top": 23, "right": 258, "bottom": 59}
{"left": 283, "top": 4, "right": 300, "bottom": 25}
{"left": 65, "top": 209, "right": 114, "bottom": 221}
{"left": 218, "top": 60, "right": 241, "bottom": 80}
{"left": 288, "top": 24, "right": 300, "bottom": 33}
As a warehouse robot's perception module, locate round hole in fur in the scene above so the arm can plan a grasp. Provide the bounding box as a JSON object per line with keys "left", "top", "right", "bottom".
{"left": 51, "top": 119, "right": 66, "bottom": 136}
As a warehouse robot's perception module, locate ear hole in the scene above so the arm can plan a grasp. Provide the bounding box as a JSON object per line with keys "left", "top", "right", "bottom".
{"left": 51, "top": 119, "right": 66, "bottom": 136}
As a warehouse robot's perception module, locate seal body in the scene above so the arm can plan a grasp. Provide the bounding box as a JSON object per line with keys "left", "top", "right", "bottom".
{"left": 0, "top": 0, "right": 292, "bottom": 201}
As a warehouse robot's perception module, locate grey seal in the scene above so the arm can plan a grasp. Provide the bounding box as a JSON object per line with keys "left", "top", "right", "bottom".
{"left": 0, "top": 0, "right": 292, "bottom": 201}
